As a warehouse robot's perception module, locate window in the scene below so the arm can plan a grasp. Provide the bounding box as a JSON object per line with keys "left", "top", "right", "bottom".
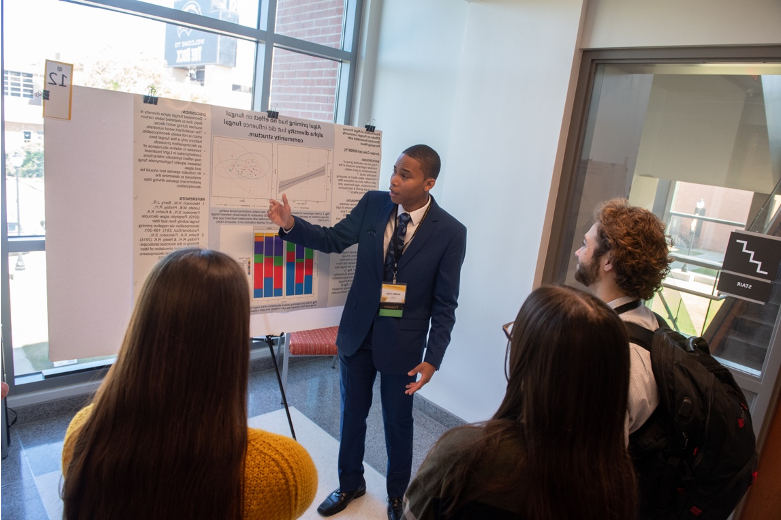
{"left": 3, "top": 71, "right": 34, "bottom": 98}
{"left": 554, "top": 62, "right": 781, "bottom": 374}
{"left": 270, "top": 48, "right": 340, "bottom": 122}
{"left": 544, "top": 47, "right": 781, "bottom": 438}
{"left": 1, "top": 0, "right": 364, "bottom": 395}
{"left": 275, "top": 0, "right": 347, "bottom": 49}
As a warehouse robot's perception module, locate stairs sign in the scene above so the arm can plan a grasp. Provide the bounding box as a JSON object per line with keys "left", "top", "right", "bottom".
{"left": 718, "top": 230, "right": 781, "bottom": 304}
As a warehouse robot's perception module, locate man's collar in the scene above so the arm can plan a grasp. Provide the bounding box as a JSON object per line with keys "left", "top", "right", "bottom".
{"left": 397, "top": 195, "right": 431, "bottom": 225}
{"left": 606, "top": 295, "right": 639, "bottom": 309}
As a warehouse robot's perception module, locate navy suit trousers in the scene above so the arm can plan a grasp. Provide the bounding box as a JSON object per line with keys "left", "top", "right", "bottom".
{"left": 337, "top": 329, "right": 415, "bottom": 498}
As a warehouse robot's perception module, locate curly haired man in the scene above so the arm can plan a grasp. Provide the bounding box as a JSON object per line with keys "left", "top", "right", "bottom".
{"left": 574, "top": 198, "right": 673, "bottom": 439}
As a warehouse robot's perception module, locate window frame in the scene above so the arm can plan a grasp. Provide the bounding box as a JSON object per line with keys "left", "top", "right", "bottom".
{"left": 1, "top": 0, "right": 365, "bottom": 397}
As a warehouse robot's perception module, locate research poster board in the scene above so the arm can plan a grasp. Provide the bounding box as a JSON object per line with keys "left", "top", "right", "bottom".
{"left": 132, "top": 96, "right": 382, "bottom": 313}
{"left": 46, "top": 86, "right": 381, "bottom": 361}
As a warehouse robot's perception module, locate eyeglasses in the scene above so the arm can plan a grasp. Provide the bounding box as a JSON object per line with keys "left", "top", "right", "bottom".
{"left": 502, "top": 322, "right": 513, "bottom": 340}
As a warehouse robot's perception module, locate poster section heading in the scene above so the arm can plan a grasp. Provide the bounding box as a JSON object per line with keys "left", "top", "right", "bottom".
{"left": 132, "top": 96, "right": 381, "bottom": 315}
{"left": 222, "top": 109, "right": 325, "bottom": 142}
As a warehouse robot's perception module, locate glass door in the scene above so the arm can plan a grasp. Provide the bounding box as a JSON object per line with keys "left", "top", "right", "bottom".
{"left": 549, "top": 55, "right": 781, "bottom": 436}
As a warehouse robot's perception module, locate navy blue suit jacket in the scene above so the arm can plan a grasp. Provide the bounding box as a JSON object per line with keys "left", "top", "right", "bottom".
{"left": 280, "top": 191, "right": 467, "bottom": 374}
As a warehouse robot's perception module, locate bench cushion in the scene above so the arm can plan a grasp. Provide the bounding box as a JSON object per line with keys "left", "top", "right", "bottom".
{"left": 288, "top": 326, "right": 339, "bottom": 356}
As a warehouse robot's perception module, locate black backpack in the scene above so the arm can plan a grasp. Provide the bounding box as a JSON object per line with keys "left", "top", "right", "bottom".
{"left": 619, "top": 304, "right": 758, "bottom": 520}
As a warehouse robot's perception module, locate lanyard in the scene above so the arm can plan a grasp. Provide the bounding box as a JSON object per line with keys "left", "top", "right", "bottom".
{"left": 390, "top": 202, "right": 431, "bottom": 280}
{"left": 614, "top": 299, "right": 642, "bottom": 315}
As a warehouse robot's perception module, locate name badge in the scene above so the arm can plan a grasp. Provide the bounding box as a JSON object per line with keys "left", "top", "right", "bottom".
{"left": 379, "top": 283, "right": 407, "bottom": 317}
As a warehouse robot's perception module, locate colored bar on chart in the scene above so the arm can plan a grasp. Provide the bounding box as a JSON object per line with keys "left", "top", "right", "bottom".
{"left": 304, "top": 247, "right": 314, "bottom": 294}
{"left": 286, "top": 241, "right": 296, "bottom": 295}
{"left": 274, "top": 235, "right": 284, "bottom": 297}
{"left": 295, "top": 244, "right": 304, "bottom": 294}
{"left": 264, "top": 235, "right": 274, "bottom": 297}
{"left": 253, "top": 233, "right": 264, "bottom": 298}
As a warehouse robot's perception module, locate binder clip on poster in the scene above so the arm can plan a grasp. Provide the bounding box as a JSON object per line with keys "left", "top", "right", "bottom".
{"left": 365, "top": 119, "right": 376, "bottom": 132}
{"left": 267, "top": 103, "right": 279, "bottom": 119}
{"left": 143, "top": 85, "right": 158, "bottom": 105}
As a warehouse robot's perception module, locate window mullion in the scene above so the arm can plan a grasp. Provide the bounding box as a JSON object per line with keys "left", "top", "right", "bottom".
{"left": 62, "top": 0, "right": 268, "bottom": 42}
{"left": 258, "top": 0, "right": 278, "bottom": 113}
{"left": 339, "top": 0, "right": 363, "bottom": 125}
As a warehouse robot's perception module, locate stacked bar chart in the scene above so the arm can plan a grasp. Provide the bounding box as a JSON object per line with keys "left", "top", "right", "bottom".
{"left": 254, "top": 233, "right": 284, "bottom": 298}
{"left": 254, "top": 232, "right": 314, "bottom": 298}
{"left": 286, "top": 241, "right": 314, "bottom": 295}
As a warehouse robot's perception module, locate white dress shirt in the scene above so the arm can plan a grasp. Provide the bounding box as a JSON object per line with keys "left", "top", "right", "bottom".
{"left": 383, "top": 197, "right": 432, "bottom": 258}
{"left": 608, "top": 295, "right": 661, "bottom": 445}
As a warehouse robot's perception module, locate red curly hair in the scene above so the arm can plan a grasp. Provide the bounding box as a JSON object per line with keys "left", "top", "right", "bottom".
{"left": 594, "top": 199, "right": 673, "bottom": 301}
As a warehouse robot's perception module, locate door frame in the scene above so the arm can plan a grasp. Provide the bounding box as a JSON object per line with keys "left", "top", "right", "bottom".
{"left": 541, "top": 45, "right": 781, "bottom": 447}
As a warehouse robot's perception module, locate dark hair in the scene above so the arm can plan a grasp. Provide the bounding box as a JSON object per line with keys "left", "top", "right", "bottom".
{"left": 594, "top": 198, "right": 673, "bottom": 300}
{"left": 435, "top": 285, "right": 637, "bottom": 520}
{"left": 402, "top": 144, "right": 441, "bottom": 179}
{"left": 62, "top": 248, "right": 250, "bottom": 520}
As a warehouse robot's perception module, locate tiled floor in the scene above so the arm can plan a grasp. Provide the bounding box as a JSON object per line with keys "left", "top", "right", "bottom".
{"left": 1, "top": 357, "right": 463, "bottom": 519}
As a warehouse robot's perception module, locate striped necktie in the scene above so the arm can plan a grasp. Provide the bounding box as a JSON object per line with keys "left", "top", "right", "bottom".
{"left": 383, "top": 212, "right": 411, "bottom": 282}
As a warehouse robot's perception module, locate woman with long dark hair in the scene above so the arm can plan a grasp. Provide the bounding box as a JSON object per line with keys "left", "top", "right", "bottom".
{"left": 404, "top": 285, "right": 637, "bottom": 520}
{"left": 61, "top": 248, "right": 317, "bottom": 520}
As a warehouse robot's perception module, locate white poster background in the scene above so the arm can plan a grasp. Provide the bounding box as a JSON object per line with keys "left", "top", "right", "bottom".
{"left": 45, "top": 87, "right": 133, "bottom": 362}
{"left": 44, "top": 87, "right": 380, "bottom": 361}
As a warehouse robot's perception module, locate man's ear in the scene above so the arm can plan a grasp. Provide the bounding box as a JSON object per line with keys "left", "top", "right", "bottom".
{"left": 424, "top": 177, "right": 436, "bottom": 192}
{"left": 602, "top": 253, "right": 614, "bottom": 273}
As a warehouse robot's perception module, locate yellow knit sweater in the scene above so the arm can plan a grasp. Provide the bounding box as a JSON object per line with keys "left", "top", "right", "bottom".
{"left": 61, "top": 404, "right": 318, "bottom": 520}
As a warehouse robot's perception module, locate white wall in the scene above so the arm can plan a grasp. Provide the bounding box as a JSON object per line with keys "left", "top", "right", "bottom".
{"left": 432, "top": 0, "right": 587, "bottom": 422}
{"left": 363, "top": 0, "right": 587, "bottom": 422}
{"left": 359, "top": 0, "right": 469, "bottom": 182}
{"left": 582, "top": 0, "right": 781, "bottom": 48}
{"left": 363, "top": 0, "right": 781, "bottom": 422}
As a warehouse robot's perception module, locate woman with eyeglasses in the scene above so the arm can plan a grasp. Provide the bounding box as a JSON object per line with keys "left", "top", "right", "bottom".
{"left": 60, "top": 248, "right": 317, "bottom": 520}
{"left": 403, "top": 285, "right": 637, "bottom": 520}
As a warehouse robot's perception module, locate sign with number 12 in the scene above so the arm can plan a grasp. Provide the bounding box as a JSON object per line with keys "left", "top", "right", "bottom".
{"left": 43, "top": 60, "right": 73, "bottom": 120}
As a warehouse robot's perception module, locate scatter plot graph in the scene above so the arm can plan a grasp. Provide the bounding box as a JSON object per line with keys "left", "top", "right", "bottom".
{"left": 253, "top": 232, "right": 314, "bottom": 299}
{"left": 212, "top": 137, "right": 274, "bottom": 200}
{"left": 277, "top": 145, "right": 329, "bottom": 203}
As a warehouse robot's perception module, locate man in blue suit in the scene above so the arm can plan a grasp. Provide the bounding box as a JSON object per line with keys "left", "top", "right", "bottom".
{"left": 267, "top": 144, "right": 466, "bottom": 520}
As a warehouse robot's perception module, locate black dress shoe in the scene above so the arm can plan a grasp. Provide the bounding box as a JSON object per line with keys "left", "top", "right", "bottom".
{"left": 316, "top": 480, "right": 367, "bottom": 517}
{"left": 387, "top": 496, "right": 403, "bottom": 520}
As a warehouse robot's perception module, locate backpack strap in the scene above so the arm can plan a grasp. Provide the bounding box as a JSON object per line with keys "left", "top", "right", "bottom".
{"left": 649, "top": 311, "right": 670, "bottom": 330}
{"left": 624, "top": 319, "right": 689, "bottom": 509}
{"left": 623, "top": 321, "right": 655, "bottom": 352}
{"left": 614, "top": 298, "right": 672, "bottom": 344}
